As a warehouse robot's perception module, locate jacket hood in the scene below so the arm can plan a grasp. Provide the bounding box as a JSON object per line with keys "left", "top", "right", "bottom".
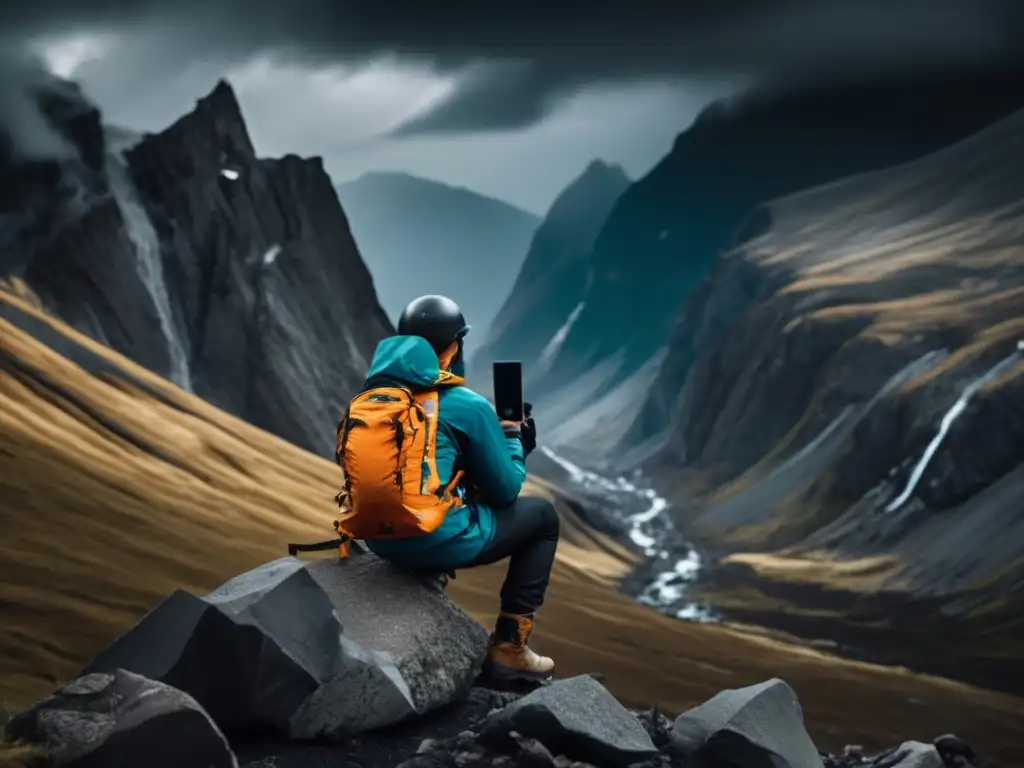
{"left": 365, "top": 335, "right": 445, "bottom": 389}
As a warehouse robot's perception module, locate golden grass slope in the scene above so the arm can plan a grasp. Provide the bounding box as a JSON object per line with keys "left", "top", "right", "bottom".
{"left": 1, "top": 292, "right": 1023, "bottom": 761}
{"left": 744, "top": 109, "right": 1024, "bottom": 353}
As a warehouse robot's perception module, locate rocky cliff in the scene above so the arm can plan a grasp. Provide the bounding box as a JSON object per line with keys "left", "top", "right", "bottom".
{"left": 530, "top": 67, "right": 1024, "bottom": 410}
{"left": 468, "top": 160, "right": 629, "bottom": 392}
{"left": 629, "top": 107, "right": 1024, "bottom": 632}
{"left": 336, "top": 171, "right": 539, "bottom": 349}
{"left": 2, "top": 76, "right": 392, "bottom": 457}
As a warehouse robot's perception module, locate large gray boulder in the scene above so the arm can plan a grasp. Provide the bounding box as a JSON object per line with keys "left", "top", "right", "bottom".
{"left": 82, "top": 556, "right": 490, "bottom": 739}
{"left": 671, "top": 678, "right": 824, "bottom": 768}
{"left": 479, "top": 674, "right": 659, "bottom": 768}
{"left": 5, "top": 669, "right": 237, "bottom": 768}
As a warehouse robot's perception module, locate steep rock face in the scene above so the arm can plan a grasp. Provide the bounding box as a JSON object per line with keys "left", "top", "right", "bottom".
{"left": 469, "top": 160, "right": 630, "bottom": 391}
{"left": 637, "top": 108, "right": 1024, "bottom": 598}
{"left": 336, "top": 172, "right": 539, "bottom": 348}
{"left": 8, "top": 80, "right": 392, "bottom": 457}
{"left": 534, "top": 67, "right": 1024, "bottom": 404}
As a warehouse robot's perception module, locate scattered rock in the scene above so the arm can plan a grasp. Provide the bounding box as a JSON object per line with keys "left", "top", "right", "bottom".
{"left": 225, "top": 678, "right": 988, "bottom": 768}
{"left": 670, "top": 677, "right": 824, "bottom": 768}
{"left": 933, "top": 734, "right": 980, "bottom": 768}
{"left": 479, "top": 675, "right": 659, "bottom": 768}
{"left": 236, "top": 686, "right": 515, "bottom": 768}
{"left": 510, "top": 730, "right": 558, "bottom": 767}
{"left": 821, "top": 737, "right": 984, "bottom": 768}
{"left": 633, "top": 706, "right": 674, "bottom": 751}
{"left": 870, "top": 741, "right": 944, "bottom": 768}
{"left": 5, "top": 669, "right": 236, "bottom": 768}
{"left": 81, "top": 555, "right": 489, "bottom": 739}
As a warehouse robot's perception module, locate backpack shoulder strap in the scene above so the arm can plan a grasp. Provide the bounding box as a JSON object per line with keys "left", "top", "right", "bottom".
{"left": 433, "top": 370, "right": 465, "bottom": 388}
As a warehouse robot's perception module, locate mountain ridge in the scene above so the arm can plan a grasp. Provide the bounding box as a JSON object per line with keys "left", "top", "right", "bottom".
{"left": 527, "top": 65, "right": 1024, "bottom": 412}
{"left": 340, "top": 170, "right": 539, "bottom": 217}
{"left": 336, "top": 170, "right": 539, "bottom": 344}
{"left": 469, "top": 159, "right": 630, "bottom": 392}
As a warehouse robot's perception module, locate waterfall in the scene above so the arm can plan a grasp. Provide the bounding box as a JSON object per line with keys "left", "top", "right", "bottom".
{"left": 106, "top": 151, "right": 192, "bottom": 391}
{"left": 540, "top": 301, "right": 586, "bottom": 364}
{"left": 886, "top": 340, "right": 1024, "bottom": 512}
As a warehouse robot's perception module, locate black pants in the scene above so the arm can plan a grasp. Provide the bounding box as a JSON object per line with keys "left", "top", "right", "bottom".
{"left": 460, "top": 496, "right": 560, "bottom": 616}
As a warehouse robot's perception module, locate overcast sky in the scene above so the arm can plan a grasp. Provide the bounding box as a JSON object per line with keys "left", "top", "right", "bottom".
{"left": 3, "top": 1, "right": 1022, "bottom": 213}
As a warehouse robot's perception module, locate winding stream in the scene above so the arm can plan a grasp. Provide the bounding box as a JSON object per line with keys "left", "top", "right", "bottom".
{"left": 540, "top": 447, "right": 717, "bottom": 623}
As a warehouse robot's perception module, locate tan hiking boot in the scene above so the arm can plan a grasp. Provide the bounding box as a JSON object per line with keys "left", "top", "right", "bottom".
{"left": 483, "top": 612, "right": 555, "bottom": 682}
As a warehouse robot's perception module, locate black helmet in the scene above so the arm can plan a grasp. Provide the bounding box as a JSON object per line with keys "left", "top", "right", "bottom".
{"left": 397, "top": 295, "right": 471, "bottom": 353}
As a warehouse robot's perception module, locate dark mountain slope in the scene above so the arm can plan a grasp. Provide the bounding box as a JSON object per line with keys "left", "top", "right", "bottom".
{"left": 535, "top": 66, "right": 1024, "bottom": 405}
{"left": 624, "top": 109, "right": 1024, "bottom": 685}
{"left": 2, "top": 76, "right": 392, "bottom": 457}
{"left": 468, "top": 160, "right": 630, "bottom": 390}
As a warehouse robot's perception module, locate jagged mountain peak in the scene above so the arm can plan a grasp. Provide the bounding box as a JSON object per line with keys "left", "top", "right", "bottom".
{"left": 8, "top": 73, "right": 392, "bottom": 456}
{"left": 148, "top": 78, "right": 256, "bottom": 165}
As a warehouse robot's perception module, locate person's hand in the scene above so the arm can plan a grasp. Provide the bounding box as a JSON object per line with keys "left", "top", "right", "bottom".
{"left": 499, "top": 420, "right": 522, "bottom": 432}
{"left": 520, "top": 416, "right": 537, "bottom": 455}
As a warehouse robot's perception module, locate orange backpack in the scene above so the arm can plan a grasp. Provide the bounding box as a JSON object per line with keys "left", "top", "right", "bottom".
{"left": 334, "top": 374, "right": 465, "bottom": 540}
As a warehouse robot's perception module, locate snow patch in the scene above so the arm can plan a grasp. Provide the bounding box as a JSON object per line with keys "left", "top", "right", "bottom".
{"left": 263, "top": 244, "right": 282, "bottom": 267}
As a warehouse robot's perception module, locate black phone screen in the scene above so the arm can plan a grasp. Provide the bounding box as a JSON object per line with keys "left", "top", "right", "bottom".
{"left": 492, "top": 361, "right": 524, "bottom": 422}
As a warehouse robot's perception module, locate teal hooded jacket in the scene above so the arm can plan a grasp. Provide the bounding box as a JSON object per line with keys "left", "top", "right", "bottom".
{"left": 356, "top": 335, "right": 527, "bottom": 569}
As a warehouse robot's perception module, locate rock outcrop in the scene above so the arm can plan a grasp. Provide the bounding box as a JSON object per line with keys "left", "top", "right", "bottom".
{"left": 526, "top": 66, "right": 1024, "bottom": 409}
{"left": 388, "top": 678, "right": 981, "bottom": 768}
{"left": 3, "top": 77, "right": 392, "bottom": 457}
{"left": 670, "top": 678, "right": 824, "bottom": 768}
{"left": 7, "top": 670, "right": 987, "bottom": 768}
{"left": 5, "top": 669, "right": 237, "bottom": 768}
{"left": 336, "top": 171, "right": 540, "bottom": 347}
{"left": 81, "top": 555, "right": 489, "bottom": 739}
{"left": 479, "top": 675, "right": 659, "bottom": 768}
{"left": 0, "top": 527, "right": 1004, "bottom": 768}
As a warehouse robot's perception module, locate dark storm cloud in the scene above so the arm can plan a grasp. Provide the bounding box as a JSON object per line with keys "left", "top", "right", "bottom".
{"left": 4, "top": 0, "right": 1023, "bottom": 135}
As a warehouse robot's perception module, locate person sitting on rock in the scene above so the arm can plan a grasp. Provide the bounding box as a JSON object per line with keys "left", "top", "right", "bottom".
{"left": 333, "top": 294, "right": 558, "bottom": 684}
